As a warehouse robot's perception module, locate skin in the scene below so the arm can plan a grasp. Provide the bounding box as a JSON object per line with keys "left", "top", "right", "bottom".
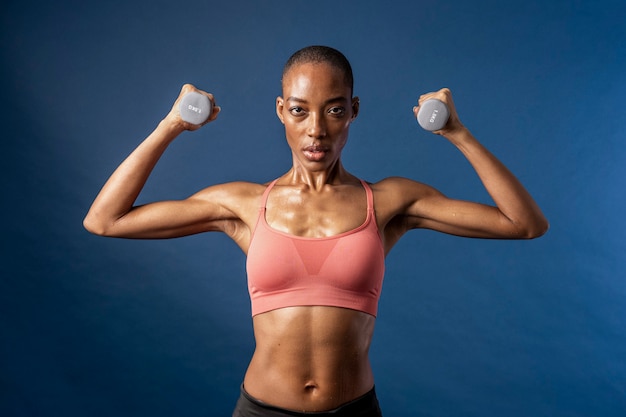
{"left": 84, "top": 62, "right": 548, "bottom": 412}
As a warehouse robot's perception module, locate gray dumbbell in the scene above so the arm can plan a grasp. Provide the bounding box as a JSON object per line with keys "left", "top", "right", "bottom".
{"left": 178, "top": 91, "right": 212, "bottom": 125}
{"left": 417, "top": 99, "right": 449, "bottom": 131}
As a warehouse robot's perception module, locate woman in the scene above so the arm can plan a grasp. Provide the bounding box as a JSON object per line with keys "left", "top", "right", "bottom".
{"left": 84, "top": 46, "right": 548, "bottom": 416}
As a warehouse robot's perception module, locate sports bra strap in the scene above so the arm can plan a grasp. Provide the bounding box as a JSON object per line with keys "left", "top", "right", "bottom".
{"left": 361, "top": 179, "right": 374, "bottom": 213}
{"left": 260, "top": 179, "right": 279, "bottom": 209}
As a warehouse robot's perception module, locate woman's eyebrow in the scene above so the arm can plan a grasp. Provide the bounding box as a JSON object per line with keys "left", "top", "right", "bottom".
{"left": 286, "top": 96, "right": 348, "bottom": 104}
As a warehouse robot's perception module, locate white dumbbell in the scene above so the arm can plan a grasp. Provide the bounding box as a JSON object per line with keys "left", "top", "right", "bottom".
{"left": 178, "top": 91, "right": 213, "bottom": 125}
{"left": 417, "top": 99, "right": 449, "bottom": 131}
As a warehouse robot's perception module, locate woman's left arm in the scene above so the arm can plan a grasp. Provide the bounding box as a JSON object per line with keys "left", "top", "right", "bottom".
{"left": 400, "top": 88, "right": 549, "bottom": 239}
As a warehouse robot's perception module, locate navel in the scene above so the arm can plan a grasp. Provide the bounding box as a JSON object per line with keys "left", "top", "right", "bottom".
{"left": 304, "top": 380, "right": 319, "bottom": 392}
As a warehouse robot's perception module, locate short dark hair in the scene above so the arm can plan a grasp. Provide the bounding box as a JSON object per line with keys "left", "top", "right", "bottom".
{"left": 282, "top": 45, "right": 354, "bottom": 94}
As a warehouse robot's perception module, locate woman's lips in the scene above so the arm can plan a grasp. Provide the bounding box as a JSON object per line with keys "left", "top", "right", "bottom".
{"left": 303, "top": 146, "right": 329, "bottom": 162}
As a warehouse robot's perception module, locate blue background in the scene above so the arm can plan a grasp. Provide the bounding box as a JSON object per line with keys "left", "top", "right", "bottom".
{"left": 2, "top": 1, "right": 625, "bottom": 416}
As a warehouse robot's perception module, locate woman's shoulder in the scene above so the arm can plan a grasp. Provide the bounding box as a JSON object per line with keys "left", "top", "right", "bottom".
{"left": 368, "top": 176, "right": 433, "bottom": 195}
{"left": 367, "top": 176, "right": 442, "bottom": 213}
{"left": 189, "top": 181, "right": 272, "bottom": 211}
{"left": 197, "top": 180, "right": 271, "bottom": 195}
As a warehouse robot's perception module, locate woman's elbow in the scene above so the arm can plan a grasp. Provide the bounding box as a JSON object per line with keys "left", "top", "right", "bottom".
{"left": 520, "top": 217, "right": 550, "bottom": 239}
{"left": 83, "top": 213, "right": 111, "bottom": 236}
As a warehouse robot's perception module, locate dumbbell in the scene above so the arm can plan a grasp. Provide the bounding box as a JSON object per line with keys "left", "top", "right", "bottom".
{"left": 178, "top": 91, "right": 213, "bottom": 125}
{"left": 416, "top": 99, "right": 449, "bottom": 131}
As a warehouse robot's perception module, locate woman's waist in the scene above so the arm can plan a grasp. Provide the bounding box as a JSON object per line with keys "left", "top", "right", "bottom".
{"left": 243, "top": 355, "right": 374, "bottom": 412}
{"left": 244, "top": 305, "right": 376, "bottom": 410}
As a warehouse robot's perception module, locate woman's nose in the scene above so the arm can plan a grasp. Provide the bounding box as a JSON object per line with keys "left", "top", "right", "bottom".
{"left": 307, "top": 113, "right": 327, "bottom": 138}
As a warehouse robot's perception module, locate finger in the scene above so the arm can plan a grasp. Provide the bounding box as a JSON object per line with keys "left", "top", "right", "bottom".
{"left": 418, "top": 88, "right": 452, "bottom": 105}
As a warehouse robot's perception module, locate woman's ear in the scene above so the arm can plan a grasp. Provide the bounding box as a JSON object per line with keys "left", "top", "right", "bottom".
{"left": 351, "top": 96, "right": 360, "bottom": 120}
{"left": 276, "top": 96, "right": 285, "bottom": 124}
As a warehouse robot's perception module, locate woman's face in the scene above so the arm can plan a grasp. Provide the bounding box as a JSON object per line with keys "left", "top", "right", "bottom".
{"left": 276, "top": 62, "right": 359, "bottom": 172}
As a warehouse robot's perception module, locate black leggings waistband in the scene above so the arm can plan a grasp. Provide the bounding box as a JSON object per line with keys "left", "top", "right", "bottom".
{"left": 232, "top": 385, "right": 383, "bottom": 417}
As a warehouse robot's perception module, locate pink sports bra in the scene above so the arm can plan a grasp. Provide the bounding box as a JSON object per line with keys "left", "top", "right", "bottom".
{"left": 246, "top": 179, "right": 385, "bottom": 317}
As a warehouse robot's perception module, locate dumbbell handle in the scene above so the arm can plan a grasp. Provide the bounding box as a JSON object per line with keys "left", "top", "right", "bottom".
{"left": 178, "top": 91, "right": 213, "bottom": 125}
{"left": 417, "top": 99, "right": 449, "bottom": 131}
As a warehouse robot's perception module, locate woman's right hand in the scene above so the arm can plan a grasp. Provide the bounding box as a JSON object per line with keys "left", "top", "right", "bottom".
{"left": 166, "top": 83, "right": 221, "bottom": 131}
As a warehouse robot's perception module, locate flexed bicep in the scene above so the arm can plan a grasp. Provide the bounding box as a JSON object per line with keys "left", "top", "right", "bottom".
{"left": 406, "top": 188, "right": 531, "bottom": 239}
{"left": 96, "top": 196, "right": 230, "bottom": 239}
{"left": 85, "top": 181, "right": 259, "bottom": 242}
{"left": 377, "top": 177, "right": 543, "bottom": 244}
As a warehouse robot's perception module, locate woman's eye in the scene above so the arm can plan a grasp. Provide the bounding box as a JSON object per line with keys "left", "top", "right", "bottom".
{"left": 329, "top": 107, "right": 346, "bottom": 116}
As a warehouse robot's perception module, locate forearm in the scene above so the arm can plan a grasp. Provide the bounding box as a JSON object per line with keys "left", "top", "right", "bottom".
{"left": 446, "top": 127, "right": 548, "bottom": 237}
{"left": 83, "top": 117, "right": 184, "bottom": 235}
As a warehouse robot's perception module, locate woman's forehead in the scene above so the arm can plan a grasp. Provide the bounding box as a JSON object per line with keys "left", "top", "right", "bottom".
{"left": 282, "top": 62, "right": 351, "bottom": 96}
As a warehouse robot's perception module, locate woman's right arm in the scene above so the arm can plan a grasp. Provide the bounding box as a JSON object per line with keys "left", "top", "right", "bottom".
{"left": 83, "top": 84, "right": 232, "bottom": 239}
